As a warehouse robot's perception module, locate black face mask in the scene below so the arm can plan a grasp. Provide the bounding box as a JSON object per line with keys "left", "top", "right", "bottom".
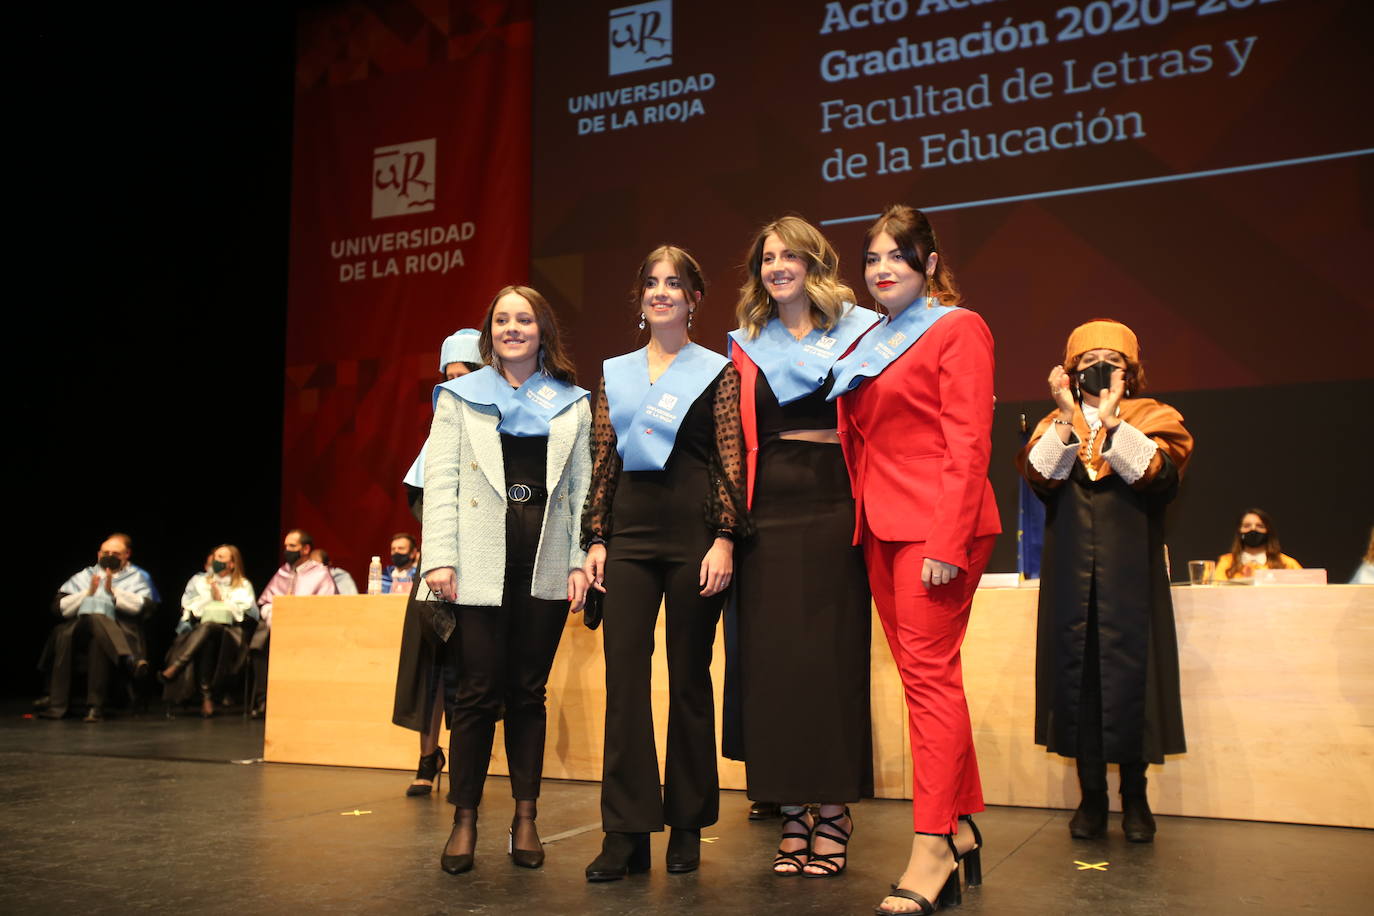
{"left": 211, "top": 560, "right": 229, "bottom": 574}
{"left": 98, "top": 555, "right": 121, "bottom": 571}
{"left": 391, "top": 553, "right": 412, "bottom": 569}
{"left": 1076, "top": 361, "right": 1120, "bottom": 397}
{"left": 1240, "top": 529, "right": 1269, "bottom": 549}
{"left": 283, "top": 549, "right": 301, "bottom": 566}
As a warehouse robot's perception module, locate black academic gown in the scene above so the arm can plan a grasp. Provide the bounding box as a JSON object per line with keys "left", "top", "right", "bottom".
{"left": 1022, "top": 397, "right": 1192, "bottom": 765}
{"left": 1031, "top": 456, "right": 1186, "bottom": 763}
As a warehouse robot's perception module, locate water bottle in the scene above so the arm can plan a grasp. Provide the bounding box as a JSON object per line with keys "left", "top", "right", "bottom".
{"left": 367, "top": 556, "right": 383, "bottom": 594}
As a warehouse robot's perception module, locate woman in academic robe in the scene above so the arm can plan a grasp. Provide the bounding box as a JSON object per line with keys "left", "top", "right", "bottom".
{"left": 1215, "top": 508, "right": 1302, "bottom": 579}
{"left": 727, "top": 215, "right": 880, "bottom": 877}
{"left": 832, "top": 205, "right": 1000, "bottom": 916}
{"left": 392, "top": 328, "right": 482, "bottom": 798}
{"left": 161, "top": 544, "right": 255, "bottom": 717}
{"left": 1017, "top": 319, "right": 1193, "bottom": 845}
{"left": 421, "top": 288, "right": 592, "bottom": 874}
{"left": 581, "top": 245, "right": 751, "bottom": 882}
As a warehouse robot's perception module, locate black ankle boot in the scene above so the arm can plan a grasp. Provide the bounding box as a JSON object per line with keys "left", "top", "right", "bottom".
{"left": 441, "top": 808, "right": 477, "bottom": 874}
{"left": 1069, "top": 792, "right": 1108, "bottom": 838}
{"left": 1070, "top": 756, "right": 1109, "bottom": 839}
{"left": 1121, "top": 794, "right": 1156, "bottom": 843}
{"left": 585, "top": 832, "right": 651, "bottom": 882}
{"left": 665, "top": 827, "right": 701, "bottom": 874}
{"left": 1119, "top": 762, "right": 1155, "bottom": 842}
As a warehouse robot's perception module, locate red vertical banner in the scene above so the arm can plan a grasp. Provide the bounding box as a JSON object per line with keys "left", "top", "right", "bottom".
{"left": 285, "top": 1, "right": 531, "bottom": 575}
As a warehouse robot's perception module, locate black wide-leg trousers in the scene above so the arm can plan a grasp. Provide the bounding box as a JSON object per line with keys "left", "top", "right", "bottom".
{"left": 446, "top": 501, "right": 568, "bottom": 809}
{"left": 599, "top": 555, "right": 725, "bottom": 833}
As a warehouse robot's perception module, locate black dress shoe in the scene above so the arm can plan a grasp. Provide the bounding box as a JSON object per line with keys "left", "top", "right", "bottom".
{"left": 1069, "top": 791, "right": 1108, "bottom": 839}
{"left": 441, "top": 811, "right": 477, "bottom": 874}
{"left": 509, "top": 815, "right": 544, "bottom": 869}
{"left": 665, "top": 827, "right": 700, "bottom": 874}
{"left": 585, "top": 832, "right": 650, "bottom": 882}
{"left": 1121, "top": 795, "right": 1157, "bottom": 843}
{"left": 749, "top": 801, "right": 781, "bottom": 820}
{"left": 440, "top": 851, "right": 473, "bottom": 875}
{"left": 38, "top": 708, "right": 64, "bottom": 720}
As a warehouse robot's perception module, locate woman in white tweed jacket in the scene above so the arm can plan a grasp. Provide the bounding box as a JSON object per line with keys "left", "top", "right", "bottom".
{"left": 422, "top": 285, "right": 592, "bottom": 876}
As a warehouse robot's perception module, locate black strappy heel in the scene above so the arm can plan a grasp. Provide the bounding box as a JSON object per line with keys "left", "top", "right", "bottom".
{"left": 958, "top": 814, "right": 983, "bottom": 887}
{"left": 803, "top": 806, "right": 853, "bottom": 878}
{"left": 874, "top": 834, "right": 960, "bottom": 915}
{"left": 407, "top": 747, "right": 445, "bottom": 797}
{"left": 771, "top": 808, "right": 813, "bottom": 876}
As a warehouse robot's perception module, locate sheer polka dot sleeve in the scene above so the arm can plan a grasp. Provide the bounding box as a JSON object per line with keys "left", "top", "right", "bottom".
{"left": 707, "top": 364, "right": 754, "bottom": 539}
{"left": 579, "top": 377, "right": 622, "bottom": 549}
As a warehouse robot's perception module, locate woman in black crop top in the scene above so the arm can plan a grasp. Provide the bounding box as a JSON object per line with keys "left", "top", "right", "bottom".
{"left": 726, "top": 216, "right": 881, "bottom": 879}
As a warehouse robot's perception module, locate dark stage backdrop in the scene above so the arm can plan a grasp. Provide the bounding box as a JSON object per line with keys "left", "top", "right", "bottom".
{"left": 529, "top": 0, "right": 1374, "bottom": 576}
{"left": 282, "top": 2, "right": 534, "bottom": 579}
{"left": 19, "top": 6, "right": 296, "bottom": 699}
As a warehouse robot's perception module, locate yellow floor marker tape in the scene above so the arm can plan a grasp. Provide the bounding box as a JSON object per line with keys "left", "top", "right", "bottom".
{"left": 1074, "top": 860, "right": 1109, "bottom": 871}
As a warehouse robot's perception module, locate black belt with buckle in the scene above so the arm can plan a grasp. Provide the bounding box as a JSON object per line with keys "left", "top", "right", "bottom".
{"left": 506, "top": 482, "right": 548, "bottom": 504}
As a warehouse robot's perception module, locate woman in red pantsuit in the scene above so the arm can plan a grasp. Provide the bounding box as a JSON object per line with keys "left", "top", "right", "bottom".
{"left": 832, "top": 205, "right": 1000, "bottom": 915}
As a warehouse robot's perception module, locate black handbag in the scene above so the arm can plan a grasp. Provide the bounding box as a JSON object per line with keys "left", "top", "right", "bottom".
{"left": 414, "top": 582, "right": 457, "bottom": 643}
{"left": 582, "top": 585, "right": 603, "bottom": 630}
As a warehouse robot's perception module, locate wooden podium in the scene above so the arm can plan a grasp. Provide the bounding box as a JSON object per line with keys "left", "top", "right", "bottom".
{"left": 264, "top": 585, "right": 1374, "bottom": 828}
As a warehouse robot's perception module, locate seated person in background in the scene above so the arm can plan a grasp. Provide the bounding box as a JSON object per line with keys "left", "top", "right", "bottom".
{"left": 252, "top": 529, "right": 337, "bottom": 715}
{"left": 1216, "top": 508, "right": 1302, "bottom": 579}
{"left": 312, "top": 548, "right": 358, "bottom": 595}
{"left": 43, "top": 533, "right": 158, "bottom": 721}
{"left": 161, "top": 544, "right": 256, "bottom": 718}
{"left": 403, "top": 328, "right": 483, "bottom": 518}
{"left": 383, "top": 533, "right": 420, "bottom": 594}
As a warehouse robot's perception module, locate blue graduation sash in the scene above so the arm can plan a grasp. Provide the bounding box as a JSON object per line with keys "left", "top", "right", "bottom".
{"left": 434, "top": 365, "right": 588, "bottom": 437}
{"left": 402, "top": 446, "right": 425, "bottom": 488}
{"left": 828, "top": 305, "right": 960, "bottom": 401}
{"left": 605, "top": 342, "right": 729, "bottom": 471}
{"left": 727, "top": 303, "right": 881, "bottom": 405}
{"left": 60, "top": 564, "right": 160, "bottom": 618}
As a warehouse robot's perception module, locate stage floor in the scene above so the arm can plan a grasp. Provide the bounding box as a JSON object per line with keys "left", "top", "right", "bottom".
{"left": 3, "top": 705, "right": 1370, "bottom": 915}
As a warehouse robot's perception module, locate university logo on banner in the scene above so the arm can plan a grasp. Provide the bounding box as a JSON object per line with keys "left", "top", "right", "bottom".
{"left": 609, "top": 1, "right": 671, "bottom": 76}
{"left": 373, "top": 139, "right": 436, "bottom": 219}
{"left": 656, "top": 393, "right": 678, "bottom": 410}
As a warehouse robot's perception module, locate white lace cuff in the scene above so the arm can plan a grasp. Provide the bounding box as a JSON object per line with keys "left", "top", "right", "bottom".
{"left": 1028, "top": 427, "right": 1081, "bottom": 480}
{"left": 1101, "top": 420, "right": 1157, "bottom": 484}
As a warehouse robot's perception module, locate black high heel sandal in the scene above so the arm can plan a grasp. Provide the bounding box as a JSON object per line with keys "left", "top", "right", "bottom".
{"left": 407, "top": 748, "right": 446, "bottom": 798}
{"left": 772, "top": 808, "right": 813, "bottom": 877}
{"left": 440, "top": 808, "right": 477, "bottom": 875}
{"left": 874, "top": 835, "right": 961, "bottom": 915}
{"left": 803, "top": 807, "right": 853, "bottom": 878}
{"left": 957, "top": 814, "right": 983, "bottom": 887}
{"left": 509, "top": 814, "right": 544, "bottom": 869}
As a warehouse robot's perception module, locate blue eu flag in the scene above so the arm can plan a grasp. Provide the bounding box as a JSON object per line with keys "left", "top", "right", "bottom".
{"left": 1017, "top": 414, "right": 1046, "bottom": 580}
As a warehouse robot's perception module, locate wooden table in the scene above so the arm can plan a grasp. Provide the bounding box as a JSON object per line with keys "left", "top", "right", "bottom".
{"left": 265, "top": 584, "right": 1374, "bottom": 827}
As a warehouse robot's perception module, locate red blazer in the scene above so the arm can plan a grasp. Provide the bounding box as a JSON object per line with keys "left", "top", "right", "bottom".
{"left": 836, "top": 308, "right": 1001, "bottom": 570}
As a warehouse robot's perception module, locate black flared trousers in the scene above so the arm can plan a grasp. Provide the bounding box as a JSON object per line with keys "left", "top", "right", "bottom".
{"left": 599, "top": 555, "right": 725, "bottom": 833}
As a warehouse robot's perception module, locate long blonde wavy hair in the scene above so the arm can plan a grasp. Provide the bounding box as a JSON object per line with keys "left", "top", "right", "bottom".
{"left": 736, "top": 215, "right": 855, "bottom": 340}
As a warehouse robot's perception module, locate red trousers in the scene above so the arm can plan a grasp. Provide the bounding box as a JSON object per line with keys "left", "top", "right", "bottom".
{"left": 863, "top": 527, "right": 996, "bottom": 834}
